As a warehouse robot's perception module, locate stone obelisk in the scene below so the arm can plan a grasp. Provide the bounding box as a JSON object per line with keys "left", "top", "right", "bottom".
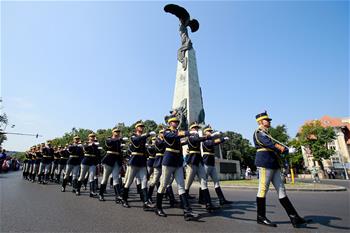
{"left": 172, "top": 48, "right": 205, "bottom": 127}
{"left": 164, "top": 4, "right": 205, "bottom": 129}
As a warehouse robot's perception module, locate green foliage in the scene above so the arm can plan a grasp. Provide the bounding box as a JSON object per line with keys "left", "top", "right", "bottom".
{"left": 269, "top": 124, "right": 289, "bottom": 145}
{"left": 298, "top": 120, "right": 336, "bottom": 171}
{"left": 221, "top": 131, "right": 256, "bottom": 169}
{"left": 0, "top": 113, "right": 8, "bottom": 145}
{"left": 11, "top": 152, "right": 26, "bottom": 161}
{"left": 286, "top": 138, "right": 305, "bottom": 172}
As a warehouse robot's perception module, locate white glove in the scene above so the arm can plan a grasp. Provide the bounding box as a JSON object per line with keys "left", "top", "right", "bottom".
{"left": 190, "top": 131, "right": 199, "bottom": 135}
{"left": 122, "top": 137, "right": 128, "bottom": 141}
{"left": 224, "top": 137, "right": 230, "bottom": 140}
{"left": 211, "top": 131, "right": 220, "bottom": 137}
{"left": 149, "top": 131, "right": 156, "bottom": 137}
{"left": 121, "top": 144, "right": 126, "bottom": 147}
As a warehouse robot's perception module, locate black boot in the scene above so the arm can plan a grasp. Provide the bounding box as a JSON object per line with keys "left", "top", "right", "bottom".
{"left": 76, "top": 180, "right": 82, "bottom": 196}
{"left": 180, "top": 193, "right": 199, "bottom": 221}
{"left": 110, "top": 177, "right": 113, "bottom": 189}
{"left": 56, "top": 174, "right": 60, "bottom": 183}
{"left": 83, "top": 178, "right": 88, "bottom": 190}
{"left": 215, "top": 187, "right": 233, "bottom": 206}
{"left": 142, "top": 188, "right": 154, "bottom": 211}
{"left": 279, "top": 196, "right": 311, "bottom": 228}
{"left": 122, "top": 187, "right": 130, "bottom": 208}
{"left": 155, "top": 193, "right": 167, "bottom": 217}
{"left": 31, "top": 174, "right": 36, "bottom": 183}
{"left": 61, "top": 179, "right": 67, "bottom": 192}
{"left": 43, "top": 174, "right": 48, "bottom": 184}
{"left": 148, "top": 185, "right": 155, "bottom": 203}
{"left": 166, "top": 186, "right": 178, "bottom": 208}
{"left": 68, "top": 175, "right": 72, "bottom": 186}
{"left": 50, "top": 173, "right": 54, "bottom": 182}
{"left": 185, "top": 189, "right": 195, "bottom": 200}
{"left": 113, "top": 184, "right": 122, "bottom": 204}
{"left": 95, "top": 178, "right": 99, "bottom": 191}
{"left": 203, "top": 188, "right": 218, "bottom": 213}
{"left": 90, "top": 181, "right": 97, "bottom": 197}
{"left": 99, "top": 183, "right": 106, "bottom": 201}
{"left": 257, "top": 197, "right": 277, "bottom": 227}
{"left": 198, "top": 188, "right": 205, "bottom": 204}
{"left": 72, "top": 179, "right": 77, "bottom": 193}
{"left": 38, "top": 174, "right": 42, "bottom": 184}
{"left": 136, "top": 183, "right": 142, "bottom": 194}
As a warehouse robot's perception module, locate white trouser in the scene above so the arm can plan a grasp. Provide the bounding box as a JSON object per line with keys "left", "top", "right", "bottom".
{"left": 158, "top": 165, "right": 185, "bottom": 195}
{"left": 204, "top": 164, "right": 220, "bottom": 188}
{"left": 101, "top": 163, "right": 122, "bottom": 186}
{"left": 64, "top": 164, "right": 80, "bottom": 180}
{"left": 257, "top": 167, "right": 286, "bottom": 199}
{"left": 124, "top": 166, "right": 148, "bottom": 189}
{"left": 78, "top": 165, "right": 96, "bottom": 182}
{"left": 185, "top": 163, "right": 208, "bottom": 190}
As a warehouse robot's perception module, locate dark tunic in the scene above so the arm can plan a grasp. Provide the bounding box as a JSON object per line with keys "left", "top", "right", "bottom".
{"left": 128, "top": 133, "right": 149, "bottom": 167}
{"left": 67, "top": 143, "right": 84, "bottom": 166}
{"left": 101, "top": 137, "right": 124, "bottom": 167}
{"left": 153, "top": 137, "right": 165, "bottom": 169}
{"left": 202, "top": 137, "right": 225, "bottom": 166}
{"left": 162, "top": 128, "right": 189, "bottom": 167}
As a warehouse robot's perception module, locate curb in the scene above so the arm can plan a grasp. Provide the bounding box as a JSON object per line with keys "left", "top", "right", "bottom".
{"left": 207, "top": 184, "right": 347, "bottom": 192}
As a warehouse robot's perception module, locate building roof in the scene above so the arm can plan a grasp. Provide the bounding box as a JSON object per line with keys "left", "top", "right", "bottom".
{"left": 303, "top": 115, "right": 350, "bottom": 144}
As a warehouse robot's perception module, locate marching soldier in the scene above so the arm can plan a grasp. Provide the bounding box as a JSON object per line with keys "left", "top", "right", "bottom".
{"left": 146, "top": 137, "right": 156, "bottom": 179}
{"left": 99, "top": 127, "right": 126, "bottom": 203}
{"left": 40, "top": 140, "right": 54, "bottom": 184}
{"left": 121, "top": 121, "right": 155, "bottom": 210}
{"left": 57, "top": 145, "right": 69, "bottom": 183}
{"left": 76, "top": 133, "right": 101, "bottom": 197}
{"left": 31, "top": 145, "right": 42, "bottom": 183}
{"left": 51, "top": 146, "right": 60, "bottom": 182}
{"left": 254, "top": 111, "right": 311, "bottom": 228}
{"left": 61, "top": 136, "right": 84, "bottom": 192}
{"left": 23, "top": 148, "right": 31, "bottom": 180}
{"left": 147, "top": 129, "right": 165, "bottom": 203}
{"left": 201, "top": 126, "right": 232, "bottom": 206}
{"left": 155, "top": 116, "right": 198, "bottom": 221}
{"left": 184, "top": 122, "right": 215, "bottom": 212}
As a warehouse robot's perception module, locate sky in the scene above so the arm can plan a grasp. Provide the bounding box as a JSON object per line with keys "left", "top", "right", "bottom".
{"left": 1, "top": 0, "right": 349, "bottom": 151}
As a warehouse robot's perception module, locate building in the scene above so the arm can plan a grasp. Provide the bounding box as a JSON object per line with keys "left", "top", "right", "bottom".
{"left": 301, "top": 115, "right": 350, "bottom": 178}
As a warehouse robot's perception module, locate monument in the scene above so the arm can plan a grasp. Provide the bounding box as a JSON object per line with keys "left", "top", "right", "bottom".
{"left": 164, "top": 4, "right": 205, "bottom": 130}
{"left": 164, "top": 4, "right": 240, "bottom": 179}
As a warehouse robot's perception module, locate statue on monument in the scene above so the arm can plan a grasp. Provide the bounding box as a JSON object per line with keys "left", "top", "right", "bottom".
{"left": 164, "top": 4, "right": 199, "bottom": 70}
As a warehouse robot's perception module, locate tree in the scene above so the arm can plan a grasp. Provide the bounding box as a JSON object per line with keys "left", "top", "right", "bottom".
{"left": 298, "top": 120, "right": 336, "bottom": 173}
{"left": 0, "top": 113, "right": 8, "bottom": 145}
{"left": 286, "top": 138, "right": 305, "bottom": 173}
{"left": 269, "top": 124, "right": 289, "bottom": 145}
{"left": 221, "top": 131, "right": 256, "bottom": 170}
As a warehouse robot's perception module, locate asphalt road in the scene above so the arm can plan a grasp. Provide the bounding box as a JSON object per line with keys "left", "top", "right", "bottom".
{"left": 1, "top": 171, "right": 349, "bottom": 233}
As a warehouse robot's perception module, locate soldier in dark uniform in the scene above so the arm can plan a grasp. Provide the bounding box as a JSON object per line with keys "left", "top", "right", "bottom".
{"left": 32, "top": 145, "right": 43, "bottom": 183}
{"left": 184, "top": 122, "right": 215, "bottom": 212}
{"left": 28, "top": 147, "right": 36, "bottom": 181}
{"left": 57, "top": 145, "right": 69, "bottom": 183}
{"left": 201, "top": 126, "right": 232, "bottom": 206}
{"left": 254, "top": 111, "right": 311, "bottom": 228}
{"left": 61, "top": 136, "right": 84, "bottom": 192}
{"left": 121, "top": 121, "right": 155, "bottom": 210}
{"left": 146, "top": 137, "right": 156, "bottom": 179}
{"left": 40, "top": 140, "right": 54, "bottom": 184}
{"left": 51, "top": 146, "right": 60, "bottom": 182}
{"left": 76, "top": 133, "right": 101, "bottom": 197}
{"left": 99, "top": 127, "right": 126, "bottom": 203}
{"left": 147, "top": 130, "right": 165, "bottom": 203}
{"left": 23, "top": 149, "right": 30, "bottom": 179}
{"left": 155, "top": 116, "right": 198, "bottom": 221}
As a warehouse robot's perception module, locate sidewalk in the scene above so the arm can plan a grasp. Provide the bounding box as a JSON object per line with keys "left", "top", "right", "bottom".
{"left": 202, "top": 179, "right": 347, "bottom": 192}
